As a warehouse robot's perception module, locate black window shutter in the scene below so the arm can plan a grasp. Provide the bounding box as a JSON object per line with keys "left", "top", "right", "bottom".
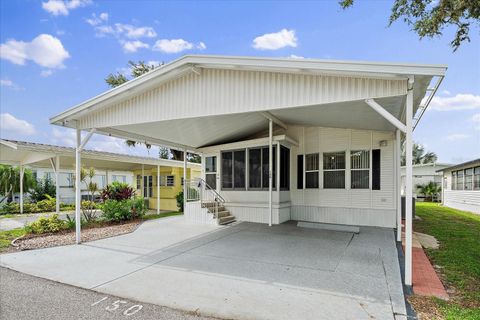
{"left": 297, "top": 154, "right": 303, "bottom": 189}
{"left": 372, "top": 149, "right": 381, "bottom": 190}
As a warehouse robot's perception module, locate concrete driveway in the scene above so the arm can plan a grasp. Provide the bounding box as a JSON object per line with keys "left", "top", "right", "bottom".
{"left": 0, "top": 216, "right": 407, "bottom": 320}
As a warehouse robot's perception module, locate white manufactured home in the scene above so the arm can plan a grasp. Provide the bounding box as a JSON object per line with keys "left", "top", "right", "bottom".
{"left": 400, "top": 162, "right": 452, "bottom": 200}
{"left": 439, "top": 159, "right": 480, "bottom": 214}
{"left": 50, "top": 55, "right": 447, "bottom": 286}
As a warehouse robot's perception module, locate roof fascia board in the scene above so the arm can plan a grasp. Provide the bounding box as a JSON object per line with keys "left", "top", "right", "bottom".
{"left": 0, "top": 139, "right": 18, "bottom": 149}
{"left": 198, "top": 134, "right": 297, "bottom": 153}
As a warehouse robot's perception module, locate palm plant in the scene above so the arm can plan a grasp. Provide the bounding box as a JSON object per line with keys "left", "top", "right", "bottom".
{"left": 0, "top": 165, "right": 36, "bottom": 203}
{"left": 416, "top": 182, "right": 442, "bottom": 202}
{"left": 73, "top": 167, "right": 98, "bottom": 222}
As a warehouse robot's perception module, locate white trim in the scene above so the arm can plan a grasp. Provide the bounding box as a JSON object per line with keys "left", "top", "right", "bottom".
{"left": 365, "top": 99, "right": 407, "bottom": 133}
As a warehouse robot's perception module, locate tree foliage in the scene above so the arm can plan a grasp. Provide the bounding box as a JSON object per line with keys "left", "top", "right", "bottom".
{"left": 29, "top": 178, "right": 56, "bottom": 202}
{"left": 0, "top": 165, "right": 36, "bottom": 202}
{"left": 416, "top": 181, "right": 442, "bottom": 202}
{"left": 401, "top": 141, "right": 438, "bottom": 166}
{"left": 340, "top": 0, "right": 480, "bottom": 51}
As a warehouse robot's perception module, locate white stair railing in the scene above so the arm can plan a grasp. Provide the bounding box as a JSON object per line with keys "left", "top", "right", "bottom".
{"left": 185, "top": 178, "right": 225, "bottom": 218}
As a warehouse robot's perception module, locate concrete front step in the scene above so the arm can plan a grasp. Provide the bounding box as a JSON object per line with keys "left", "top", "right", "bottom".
{"left": 218, "top": 215, "right": 236, "bottom": 225}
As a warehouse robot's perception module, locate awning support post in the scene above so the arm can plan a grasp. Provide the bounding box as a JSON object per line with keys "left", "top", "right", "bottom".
{"left": 268, "top": 119, "right": 273, "bottom": 227}
{"left": 141, "top": 164, "right": 145, "bottom": 198}
{"left": 55, "top": 155, "right": 60, "bottom": 214}
{"left": 396, "top": 129, "right": 402, "bottom": 242}
{"left": 75, "top": 128, "right": 94, "bottom": 244}
{"left": 183, "top": 149, "right": 187, "bottom": 211}
{"left": 19, "top": 165, "right": 24, "bottom": 214}
{"left": 405, "top": 77, "right": 414, "bottom": 286}
{"left": 157, "top": 164, "right": 160, "bottom": 214}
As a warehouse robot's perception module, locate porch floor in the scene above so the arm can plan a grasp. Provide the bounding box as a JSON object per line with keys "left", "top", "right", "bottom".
{"left": 0, "top": 217, "right": 406, "bottom": 320}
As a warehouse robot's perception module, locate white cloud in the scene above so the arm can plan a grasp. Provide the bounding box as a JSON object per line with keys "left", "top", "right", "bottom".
{"left": 0, "top": 34, "right": 70, "bottom": 68}
{"left": 429, "top": 93, "right": 480, "bottom": 111}
{"left": 86, "top": 12, "right": 109, "bottom": 26}
{"left": 94, "top": 25, "right": 115, "bottom": 37}
{"left": 50, "top": 127, "right": 76, "bottom": 147}
{"left": 42, "top": 0, "right": 91, "bottom": 16}
{"left": 288, "top": 54, "right": 304, "bottom": 59}
{"left": 146, "top": 60, "right": 161, "bottom": 67}
{"left": 153, "top": 39, "right": 205, "bottom": 53}
{"left": 441, "top": 90, "right": 451, "bottom": 95}
{"left": 446, "top": 133, "right": 470, "bottom": 141}
{"left": 121, "top": 40, "right": 149, "bottom": 53}
{"left": 40, "top": 69, "right": 54, "bottom": 77}
{"left": 115, "top": 23, "right": 157, "bottom": 39}
{"left": 253, "top": 29, "right": 297, "bottom": 50}
{"left": 1, "top": 79, "right": 23, "bottom": 90}
{"left": 0, "top": 113, "right": 35, "bottom": 136}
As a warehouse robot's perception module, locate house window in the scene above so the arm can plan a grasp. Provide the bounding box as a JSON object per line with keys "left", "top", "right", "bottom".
{"left": 136, "top": 175, "right": 142, "bottom": 190}
{"left": 305, "top": 153, "right": 319, "bottom": 189}
{"left": 143, "top": 176, "right": 153, "bottom": 197}
{"left": 474, "top": 167, "right": 480, "bottom": 190}
{"left": 205, "top": 156, "right": 217, "bottom": 189}
{"left": 98, "top": 175, "right": 106, "bottom": 189}
{"left": 456, "top": 170, "right": 464, "bottom": 190}
{"left": 451, "top": 171, "right": 457, "bottom": 190}
{"left": 248, "top": 148, "right": 262, "bottom": 189}
{"left": 465, "top": 168, "right": 473, "bottom": 190}
{"left": 221, "top": 150, "right": 246, "bottom": 190}
{"left": 351, "top": 150, "right": 369, "bottom": 189}
{"left": 45, "top": 172, "right": 53, "bottom": 182}
{"left": 60, "top": 173, "right": 74, "bottom": 188}
{"left": 166, "top": 175, "right": 175, "bottom": 186}
{"left": 323, "top": 152, "right": 346, "bottom": 189}
{"left": 280, "top": 146, "right": 290, "bottom": 190}
{"left": 262, "top": 147, "right": 276, "bottom": 189}
{"left": 112, "top": 175, "right": 126, "bottom": 183}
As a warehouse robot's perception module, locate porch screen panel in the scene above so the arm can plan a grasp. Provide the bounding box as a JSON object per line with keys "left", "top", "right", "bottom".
{"left": 234, "top": 150, "right": 246, "bottom": 189}
{"left": 474, "top": 167, "right": 480, "bottom": 190}
{"left": 323, "top": 152, "right": 345, "bottom": 189}
{"left": 262, "top": 146, "right": 276, "bottom": 189}
{"left": 280, "top": 146, "right": 290, "bottom": 190}
{"left": 372, "top": 149, "right": 381, "bottom": 190}
{"left": 305, "top": 153, "right": 319, "bottom": 188}
{"left": 221, "top": 151, "right": 233, "bottom": 189}
{"left": 464, "top": 168, "right": 473, "bottom": 190}
{"left": 249, "top": 148, "right": 262, "bottom": 189}
{"left": 205, "top": 156, "right": 217, "bottom": 189}
{"left": 351, "top": 150, "right": 370, "bottom": 189}
{"left": 297, "top": 155, "right": 304, "bottom": 189}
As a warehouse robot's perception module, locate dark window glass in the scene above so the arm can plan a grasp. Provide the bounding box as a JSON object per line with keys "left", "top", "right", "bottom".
{"left": 372, "top": 149, "right": 381, "bottom": 190}
{"left": 206, "top": 174, "right": 216, "bottom": 190}
{"left": 297, "top": 155, "right": 303, "bottom": 189}
{"left": 456, "top": 170, "right": 464, "bottom": 190}
{"left": 234, "top": 150, "right": 246, "bottom": 189}
{"left": 280, "top": 146, "right": 290, "bottom": 190}
{"left": 351, "top": 150, "right": 370, "bottom": 189}
{"left": 465, "top": 168, "right": 473, "bottom": 190}
{"left": 323, "top": 152, "right": 345, "bottom": 170}
{"left": 452, "top": 171, "right": 457, "bottom": 190}
{"left": 351, "top": 170, "right": 369, "bottom": 189}
{"left": 474, "top": 167, "right": 480, "bottom": 190}
{"left": 306, "top": 171, "right": 319, "bottom": 188}
{"left": 323, "top": 152, "right": 346, "bottom": 189}
{"left": 249, "top": 148, "right": 262, "bottom": 188}
{"left": 221, "top": 151, "right": 233, "bottom": 189}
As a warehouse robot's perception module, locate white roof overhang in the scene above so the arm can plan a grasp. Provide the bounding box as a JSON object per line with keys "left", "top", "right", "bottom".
{"left": 50, "top": 55, "right": 447, "bottom": 150}
{"left": 0, "top": 140, "right": 201, "bottom": 171}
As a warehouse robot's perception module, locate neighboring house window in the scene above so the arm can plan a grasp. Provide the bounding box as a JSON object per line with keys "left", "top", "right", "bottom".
{"left": 98, "top": 175, "right": 106, "bottom": 189}
{"left": 451, "top": 171, "right": 457, "bottom": 190}
{"left": 464, "top": 168, "right": 473, "bottom": 190}
{"left": 112, "top": 175, "right": 126, "bottom": 183}
{"left": 60, "top": 173, "right": 74, "bottom": 188}
{"left": 205, "top": 156, "right": 217, "bottom": 189}
{"left": 350, "top": 150, "right": 369, "bottom": 189}
{"left": 305, "top": 153, "right": 319, "bottom": 189}
{"left": 45, "top": 172, "right": 53, "bottom": 182}
{"left": 136, "top": 175, "right": 141, "bottom": 190}
{"left": 323, "top": 152, "right": 346, "bottom": 189}
{"left": 181, "top": 177, "right": 184, "bottom": 186}
{"left": 474, "top": 167, "right": 480, "bottom": 190}
{"left": 166, "top": 175, "right": 175, "bottom": 186}
{"left": 456, "top": 170, "right": 464, "bottom": 190}
{"left": 143, "top": 176, "right": 153, "bottom": 197}
{"left": 280, "top": 146, "right": 290, "bottom": 190}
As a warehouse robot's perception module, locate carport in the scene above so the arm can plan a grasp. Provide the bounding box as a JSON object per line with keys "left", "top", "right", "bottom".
{"left": 0, "top": 216, "right": 407, "bottom": 320}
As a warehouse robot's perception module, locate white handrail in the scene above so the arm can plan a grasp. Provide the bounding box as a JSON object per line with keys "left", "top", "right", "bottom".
{"left": 185, "top": 178, "right": 225, "bottom": 218}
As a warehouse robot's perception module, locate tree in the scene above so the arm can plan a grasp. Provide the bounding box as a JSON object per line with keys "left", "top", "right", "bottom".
{"left": 339, "top": 0, "right": 480, "bottom": 51}
{"left": 29, "top": 178, "right": 56, "bottom": 202}
{"left": 0, "top": 165, "right": 36, "bottom": 203}
{"left": 416, "top": 181, "right": 441, "bottom": 202}
{"left": 159, "top": 147, "right": 170, "bottom": 159}
{"left": 401, "top": 142, "right": 438, "bottom": 166}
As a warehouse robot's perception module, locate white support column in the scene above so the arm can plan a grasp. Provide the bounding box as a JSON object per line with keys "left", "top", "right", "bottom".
{"left": 55, "top": 155, "right": 60, "bottom": 214}
{"left": 19, "top": 166, "right": 24, "bottom": 214}
{"left": 396, "top": 130, "right": 402, "bottom": 242}
{"left": 277, "top": 142, "right": 280, "bottom": 192}
{"left": 75, "top": 129, "right": 82, "bottom": 244}
{"left": 157, "top": 165, "right": 160, "bottom": 214}
{"left": 141, "top": 164, "right": 145, "bottom": 198}
{"left": 268, "top": 119, "right": 273, "bottom": 227}
{"left": 405, "top": 77, "right": 414, "bottom": 286}
{"left": 183, "top": 149, "right": 187, "bottom": 210}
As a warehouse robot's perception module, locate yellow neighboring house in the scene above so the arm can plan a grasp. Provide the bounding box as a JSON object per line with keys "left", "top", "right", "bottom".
{"left": 133, "top": 165, "right": 201, "bottom": 211}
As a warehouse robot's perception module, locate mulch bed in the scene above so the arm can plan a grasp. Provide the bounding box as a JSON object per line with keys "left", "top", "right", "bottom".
{"left": 5, "top": 220, "right": 143, "bottom": 253}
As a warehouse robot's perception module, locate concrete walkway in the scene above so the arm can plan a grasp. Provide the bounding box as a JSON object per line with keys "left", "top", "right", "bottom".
{"left": 0, "top": 217, "right": 407, "bottom": 320}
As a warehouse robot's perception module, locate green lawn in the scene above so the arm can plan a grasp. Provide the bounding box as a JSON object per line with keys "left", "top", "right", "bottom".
{"left": 0, "top": 228, "right": 26, "bottom": 252}
{"left": 414, "top": 202, "right": 480, "bottom": 319}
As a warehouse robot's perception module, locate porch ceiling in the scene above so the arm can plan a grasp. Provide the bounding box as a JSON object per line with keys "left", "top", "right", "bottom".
{"left": 106, "top": 95, "right": 405, "bottom": 149}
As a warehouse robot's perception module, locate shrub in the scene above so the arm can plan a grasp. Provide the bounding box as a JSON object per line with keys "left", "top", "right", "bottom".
{"left": 29, "top": 178, "right": 56, "bottom": 202}
{"left": 0, "top": 202, "right": 20, "bottom": 215}
{"left": 25, "top": 214, "right": 67, "bottom": 234}
{"left": 101, "top": 181, "right": 135, "bottom": 201}
{"left": 101, "top": 197, "right": 146, "bottom": 222}
{"left": 36, "top": 195, "right": 56, "bottom": 212}
{"left": 176, "top": 191, "right": 184, "bottom": 212}
{"left": 22, "top": 202, "right": 38, "bottom": 213}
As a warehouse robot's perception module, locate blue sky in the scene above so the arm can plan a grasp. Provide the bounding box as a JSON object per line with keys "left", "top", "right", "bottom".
{"left": 1, "top": 0, "right": 479, "bottom": 163}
